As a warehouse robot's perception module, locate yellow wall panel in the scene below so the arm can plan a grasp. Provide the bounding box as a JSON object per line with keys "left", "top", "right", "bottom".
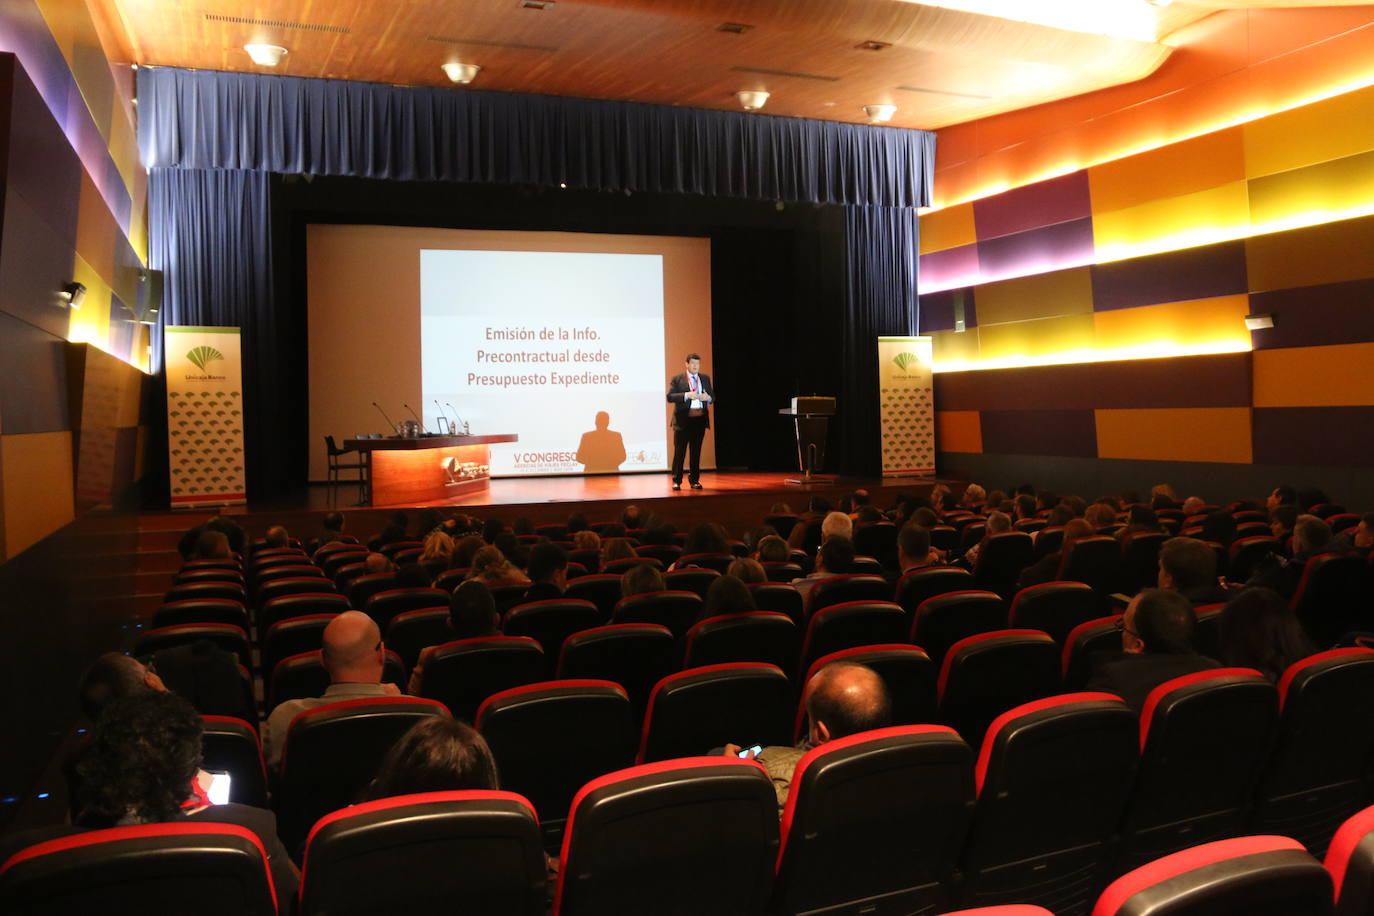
{"left": 936, "top": 411, "right": 983, "bottom": 453}
{"left": 1244, "top": 83, "right": 1374, "bottom": 179}
{"left": 976, "top": 313, "right": 1097, "bottom": 362}
{"left": 1246, "top": 213, "right": 1374, "bottom": 292}
{"left": 66, "top": 253, "right": 111, "bottom": 348}
{"left": 931, "top": 328, "right": 981, "bottom": 366}
{"left": 1093, "top": 181, "right": 1252, "bottom": 263}
{"left": 1253, "top": 343, "right": 1374, "bottom": 407}
{"left": 0, "top": 432, "right": 76, "bottom": 560}
{"left": 920, "top": 203, "right": 977, "bottom": 254}
{"left": 1089, "top": 127, "right": 1246, "bottom": 214}
{"left": 1095, "top": 408, "right": 1252, "bottom": 463}
{"left": 975, "top": 267, "right": 1094, "bottom": 325}
{"left": 1248, "top": 149, "right": 1374, "bottom": 233}
{"left": 1093, "top": 295, "right": 1253, "bottom": 352}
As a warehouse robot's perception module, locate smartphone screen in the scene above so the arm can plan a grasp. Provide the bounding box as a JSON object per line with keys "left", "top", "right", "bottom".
{"left": 736, "top": 745, "right": 763, "bottom": 759}
{"left": 207, "top": 770, "right": 232, "bottom": 805}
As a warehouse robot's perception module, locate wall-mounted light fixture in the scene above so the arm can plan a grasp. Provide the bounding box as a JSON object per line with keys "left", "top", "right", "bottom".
{"left": 1244, "top": 313, "right": 1275, "bottom": 330}
{"left": 59, "top": 281, "right": 87, "bottom": 309}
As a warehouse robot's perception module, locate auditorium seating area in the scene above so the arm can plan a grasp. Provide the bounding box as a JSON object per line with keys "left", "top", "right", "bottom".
{"left": 5, "top": 487, "right": 1374, "bottom": 915}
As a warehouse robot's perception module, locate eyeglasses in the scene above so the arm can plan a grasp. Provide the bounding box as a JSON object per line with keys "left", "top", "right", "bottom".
{"left": 1113, "top": 619, "right": 1141, "bottom": 639}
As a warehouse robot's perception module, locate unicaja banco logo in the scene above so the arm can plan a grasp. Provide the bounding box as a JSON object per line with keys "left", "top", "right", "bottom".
{"left": 891, "top": 351, "right": 920, "bottom": 371}
{"left": 186, "top": 346, "right": 223, "bottom": 371}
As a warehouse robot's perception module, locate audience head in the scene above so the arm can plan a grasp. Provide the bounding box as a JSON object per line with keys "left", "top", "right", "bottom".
{"left": 802, "top": 662, "right": 891, "bottom": 746}
{"left": 420, "top": 530, "right": 455, "bottom": 566}
{"left": 1061, "top": 495, "right": 1087, "bottom": 518}
{"left": 493, "top": 532, "right": 526, "bottom": 569}
{"left": 481, "top": 517, "right": 505, "bottom": 545}
{"left": 264, "top": 526, "right": 290, "bottom": 549}
{"left": 1267, "top": 486, "right": 1297, "bottom": 510}
{"left": 1293, "top": 514, "right": 1332, "bottom": 555}
{"left": 323, "top": 510, "right": 346, "bottom": 533}
{"left": 621, "top": 504, "right": 643, "bottom": 529}
{"left": 566, "top": 513, "right": 590, "bottom": 535}
{"left": 366, "top": 717, "right": 498, "bottom": 801}
{"left": 897, "top": 523, "right": 932, "bottom": 569}
{"left": 449, "top": 581, "right": 500, "bottom": 638}
{"left": 601, "top": 537, "right": 636, "bottom": 562}
{"left": 1355, "top": 512, "right": 1374, "bottom": 550}
{"left": 453, "top": 535, "right": 484, "bottom": 569}
{"left": 928, "top": 484, "right": 951, "bottom": 510}
{"left": 321, "top": 611, "right": 385, "bottom": 683}
{"left": 703, "top": 574, "right": 758, "bottom": 618}
{"left": 910, "top": 507, "right": 940, "bottom": 529}
{"left": 1157, "top": 537, "right": 1217, "bottom": 593}
{"left": 364, "top": 552, "right": 395, "bottom": 575}
{"left": 205, "top": 517, "right": 246, "bottom": 555}
{"left": 1180, "top": 496, "right": 1205, "bottom": 517}
{"left": 821, "top": 511, "right": 853, "bottom": 543}
{"left": 468, "top": 545, "right": 518, "bottom": 582}
{"left": 961, "top": 483, "right": 986, "bottom": 508}
{"left": 1150, "top": 483, "right": 1178, "bottom": 505}
{"left": 985, "top": 511, "right": 1012, "bottom": 535}
{"left": 1297, "top": 487, "right": 1329, "bottom": 512}
{"left": 1270, "top": 504, "right": 1300, "bottom": 539}
{"left": 1036, "top": 490, "right": 1059, "bottom": 511}
{"left": 573, "top": 529, "right": 601, "bottom": 550}
{"left": 189, "top": 528, "right": 232, "bottom": 561}
{"left": 620, "top": 562, "right": 665, "bottom": 597}
{"left": 755, "top": 534, "right": 790, "bottom": 564}
{"left": 527, "top": 541, "right": 568, "bottom": 587}
{"left": 1060, "top": 518, "right": 1095, "bottom": 552}
{"left": 512, "top": 516, "right": 535, "bottom": 537}
{"left": 1047, "top": 504, "right": 1074, "bottom": 527}
{"left": 1015, "top": 494, "right": 1037, "bottom": 520}
{"left": 78, "top": 653, "right": 166, "bottom": 721}
{"left": 817, "top": 536, "right": 855, "bottom": 575}
{"left": 683, "top": 523, "right": 729, "bottom": 556}
{"left": 806, "top": 495, "right": 833, "bottom": 516}
{"left": 1124, "top": 588, "right": 1197, "bottom": 656}
{"left": 1219, "top": 587, "right": 1314, "bottom": 682}
{"left": 726, "top": 557, "right": 766, "bottom": 584}
{"left": 1200, "top": 510, "right": 1237, "bottom": 547}
{"left": 1127, "top": 505, "right": 1161, "bottom": 532}
{"left": 75, "top": 691, "right": 203, "bottom": 825}
{"left": 1086, "top": 502, "right": 1117, "bottom": 528}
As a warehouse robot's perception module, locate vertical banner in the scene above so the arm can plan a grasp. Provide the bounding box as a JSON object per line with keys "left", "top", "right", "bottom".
{"left": 877, "top": 336, "right": 935, "bottom": 477}
{"left": 164, "top": 326, "right": 247, "bottom": 507}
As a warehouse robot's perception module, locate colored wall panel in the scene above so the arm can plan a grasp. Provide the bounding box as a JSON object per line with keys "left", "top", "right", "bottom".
{"left": 919, "top": 288, "right": 977, "bottom": 333}
{"left": 1248, "top": 278, "right": 1374, "bottom": 350}
{"left": 1088, "top": 127, "right": 1246, "bottom": 214}
{"left": 976, "top": 313, "right": 1096, "bottom": 362}
{"left": 1253, "top": 343, "right": 1374, "bottom": 407}
{"left": 1243, "top": 82, "right": 1374, "bottom": 179}
{"left": 1093, "top": 181, "right": 1251, "bottom": 263}
{"left": 1253, "top": 406, "right": 1374, "bottom": 467}
{"left": 976, "top": 217, "right": 1095, "bottom": 282}
{"left": 1090, "top": 240, "right": 1249, "bottom": 312}
{"left": 975, "top": 266, "right": 1093, "bottom": 325}
{"left": 920, "top": 202, "right": 976, "bottom": 255}
{"left": 973, "top": 170, "right": 1092, "bottom": 241}
{"left": 919, "top": 242, "right": 981, "bottom": 292}
{"left": 980, "top": 409, "right": 1098, "bottom": 458}
{"left": 1245, "top": 214, "right": 1374, "bottom": 293}
{"left": 1095, "top": 407, "right": 1253, "bottom": 464}
{"left": 936, "top": 410, "right": 982, "bottom": 453}
{"left": 1248, "top": 149, "right": 1374, "bottom": 232}
{"left": 0, "top": 430, "right": 75, "bottom": 558}
{"left": 931, "top": 328, "right": 981, "bottom": 365}
{"left": 1092, "top": 294, "right": 1252, "bottom": 352}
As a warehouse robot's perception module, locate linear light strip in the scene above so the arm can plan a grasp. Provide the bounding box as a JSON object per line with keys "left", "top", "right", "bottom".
{"left": 931, "top": 338, "right": 1252, "bottom": 373}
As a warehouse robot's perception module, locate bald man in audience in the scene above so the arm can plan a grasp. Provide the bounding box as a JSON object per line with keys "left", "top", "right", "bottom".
{"left": 725, "top": 662, "right": 891, "bottom": 815}
{"left": 262, "top": 611, "right": 399, "bottom": 770}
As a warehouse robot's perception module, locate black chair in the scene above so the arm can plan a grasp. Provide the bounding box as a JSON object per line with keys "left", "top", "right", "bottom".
{"left": 163, "top": 581, "right": 248, "bottom": 605}
{"left": 611, "top": 590, "right": 703, "bottom": 640}
{"left": 477, "top": 680, "right": 637, "bottom": 837}
{"left": 675, "top": 553, "right": 735, "bottom": 574}
{"left": 1061, "top": 615, "right": 1124, "bottom": 690}
{"left": 636, "top": 544, "right": 683, "bottom": 567}
{"left": 152, "top": 598, "right": 249, "bottom": 630}
{"left": 1291, "top": 553, "right": 1373, "bottom": 648}
{"left": 553, "top": 758, "right": 778, "bottom": 916}
{"left": 258, "top": 592, "right": 350, "bottom": 631}
{"left": 134, "top": 623, "right": 252, "bottom": 668}
{"left": 937, "top": 630, "right": 1060, "bottom": 748}
{"left": 258, "top": 576, "right": 337, "bottom": 606}
{"left": 173, "top": 568, "right": 247, "bottom": 586}
{"left": 1058, "top": 536, "right": 1120, "bottom": 594}
{"left": 1119, "top": 532, "right": 1169, "bottom": 595}
{"left": 347, "top": 573, "right": 397, "bottom": 612}
{"left": 773, "top": 725, "right": 976, "bottom": 916}
{"left": 364, "top": 587, "right": 450, "bottom": 630}
{"left": 200, "top": 714, "right": 269, "bottom": 809}
{"left": 807, "top": 574, "right": 891, "bottom": 615}
{"left": 1228, "top": 536, "right": 1281, "bottom": 583}
{"left": 973, "top": 532, "right": 1035, "bottom": 598}
{"left": 556, "top": 623, "right": 676, "bottom": 719}
{"left": 323, "top": 434, "right": 367, "bottom": 504}
{"left": 797, "top": 600, "right": 908, "bottom": 678}
{"left": 261, "top": 613, "right": 338, "bottom": 681}
{"left": 386, "top": 606, "right": 452, "bottom": 671}
{"left": 793, "top": 644, "right": 938, "bottom": 739}
{"left": 504, "top": 599, "right": 602, "bottom": 674}
{"left": 854, "top": 522, "right": 900, "bottom": 570}
{"left": 1008, "top": 581, "right": 1101, "bottom": 644}
{"left": 298, "top": 790, "right": 547, "bottom": 916}
{"left": 746, "top": 582, "right": 804, "bottom": 625}
{"left": 416, "top": 636, "right": 545, "bottom": 723}
{"left": 761, "top": 562, "right": 805, "bottom": 583}
{"left": 683, "top": 612, "right": 799, "bottom": 672}
{"left": 637, "top": 662, "right": 791, "bottom": 763}
{"left": 565, "top": 574, "right": 625, "bottom": 618}
{"left": 1326, "top": 803, "right": 1374, "bottom": 916}
{"left": 663, "top": 567, "right": 721, "bottom": 599}
{"left": 894, "top": 566, "right": 975, "bottom": 617}
{"left": 912, "top": 590, "right": 1008, "bottom": 665}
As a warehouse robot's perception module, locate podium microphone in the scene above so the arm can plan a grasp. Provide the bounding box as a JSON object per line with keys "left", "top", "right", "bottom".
{"left": 403, "top": 403, "right": 428, "bottom": 434}
{"left": 447, "top": 402, "right": 469, "bottom": 435}
{"left": 373, "top": 401, "right": 399, "bottom": 435}
{"left": 434, "top": 399, "right": 451, "bottom": 433}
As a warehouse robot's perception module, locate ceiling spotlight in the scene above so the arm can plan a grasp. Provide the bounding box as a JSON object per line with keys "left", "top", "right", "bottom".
{"left": 441, "top": 62, "right": 482, "bottom": 84}
{"left": 244, "top": 44, "right": 288, "bottom": 66}
{"left": 864, "top": 104, "right": 897, "bottom": 123}
{"left": 736, "top": 90, "right": 769, "bottom": 112}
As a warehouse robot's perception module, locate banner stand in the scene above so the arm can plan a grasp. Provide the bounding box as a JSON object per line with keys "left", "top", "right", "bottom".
{"left": 877, "top": 336, "right": 936, "bottom": 477}
{"left": 165, "top": 326, "right": 247, "bottom": 508}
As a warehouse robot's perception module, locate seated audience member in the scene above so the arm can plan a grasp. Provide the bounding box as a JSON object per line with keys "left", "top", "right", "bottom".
{"left": 1150, "top": 483, "right": 1178, "bottom": 509}
{"left": 846, "top": 489, "right": 872, "bottom": 521}
{"left": 986, "top": 490, "right": 1009, "bottom": 513}
{"left": 481, "top": 517, "right": 507, "bottom": 545}
{"left": 701, "top": 575, "right": 758, "bottom": 620}
{"left": 601, "top": 522, "right": 628, "bottom": 541}
{"left": 963, "top": 510, "right": 1011, "bottom": 566}
{"left": 1036, "top": 490, "right": 1060, "bottom": 513}
{"left": 959, "top": 483, "right": 987, "bottom": 512}
{"left": 1269, "top": 504, "right": 1300, "bottom": 550}
{"left": 682, "top": 523, "right": 732, "bottom": 557}
{"left": 1200, "top": 511, "right": 1237, "bottom": 548}
{"left": 364, "top": 717, "right": 499, "bottom": 801}
{"left": 1180, "top": 496, "right": 1206, "bottom": 518}
{"left": 1060, "top": 495, "right": 1087, "bottom": 518}
{"left": 566, "top": 513, "right": 590, "bottom": 536}
{"left": 408, "top": 582, "right": 502, "bottom": 695}
{"left": 896, "top": 523, "right": 943, "bottom": 577}
{"left": 263, "top": 525, "right": 290, "bottom": 549}
{"left": 142, "top": 639, "right": 246, "bottom": 720}
{"left": 725, "top": 662, "right": 890, "bottom": 815}
{"left": 466, "top": 545, "right": 530, "bottom": 587}
{"left": 65, "top": 692, "right": 299, "bottom": 907}
{"left": 364, "top": 552, "right": 396, "bottom": 575}
{"left": 621, "top": 504, "right": 644, "bottom": 530}
{"left": 524, "top": 542, "right": 569, "bottom": 602}
{"left": 1044, "top": 504, "right": 1074, "bottom": 529}
{"left": 78, "top": 653, "right": 166, "bottom": 721}
{"left": 1086, "top": 588, "right": 1220, "bottom": 713}
{"left": 573, "top": 529, "right": 602, "bottom": 551}
{"left": 928, "top": 483, "right": 952, "bottom": 512}
{"left": 1158, "top": 536, "right": 1229, "bottom": 606}
{"left": 754, "top": 535, "right": 791, "bottom": 565}
{"left": 741, "top": 526, "right": 776, "bottom": 555}
{"left": 1249, "top": 514, "right": 1344, "bottom": 599}
{"left": 909, "top": 506, "right": 940, "bottom": 530}
{"left": 369, "top": 511, "right": 410, "bottom": 552}
{"left": 512, "top": 516, "right": 536, "bottom": 538}
{"left": 1267, "top": 485, "right": 1298, "bottom": 511}
{"left": 414, "top": 508, "right": 444, "bottom": 539}
{"left": 1085, "top": 502, "right": 1117, "bottom": 532}
{"left": 452, "top": 535, "right": 485, "bottom": 570}
{"left": 1017, "top": 518, "right": 1094, "bottom": 588}
{"left": 1119, "top": 505, "right": 1162, "bottom": 537}
{"left": 188, "top": 529, "right": 233, "bottom": 562}
{"left": 1013, "top": 493, "right": 1038, "bottom": 523}
{"left": 1297, "top": 487, "right": 1330, "bottom": 512}
{"left": 727, "top": 557, "right": 767, "bottom": 585}
{"left": 419, "top": 530, "right": 456, "bottom": 580}
{"left": 394, "top": 563, "right": 433, "bottom": 589}
{"left": 310, "top": 510, "right": 348, "bottom": 555}
{"left": 1352, "top": 512, "right": 1374, "bottom": 555}
{"left": 787, "top": 496, "right": 834, "bottom": 549}
{"left": 856, "top": 505, "right": 885, "bottom": 524}
{"left": 601, "top": 537, "right": 637, "bottom": 565}
{"left": 1219, "top": 587, "right": 1315, "bottom": 682}
{"left": 620, "top": 563, "right": 666, "bottom": 598}
{"left": 493, "top": 532, "right": 528, "bottom": 570}
{"left": 263, "top": 612, "right": 400, "bottom": 769}
{"left": 820, "top": 510, "right": 854, "bottom": 545}
{"left": 792, "top": 537, "right": 857, "bottom": 609}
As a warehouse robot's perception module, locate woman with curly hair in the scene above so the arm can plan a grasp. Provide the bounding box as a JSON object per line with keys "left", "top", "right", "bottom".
{"left": 465, "top": 545, "right": 530, "bottom": 587}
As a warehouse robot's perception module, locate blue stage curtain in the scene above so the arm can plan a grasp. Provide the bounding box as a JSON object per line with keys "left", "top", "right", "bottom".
{"left": 138, "top": 67, "right": 933, "bottom": 209}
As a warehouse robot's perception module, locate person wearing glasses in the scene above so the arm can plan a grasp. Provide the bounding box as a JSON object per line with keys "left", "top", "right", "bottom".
{"left": 1086, "top": 588, "right": 1220, "bottom": 714}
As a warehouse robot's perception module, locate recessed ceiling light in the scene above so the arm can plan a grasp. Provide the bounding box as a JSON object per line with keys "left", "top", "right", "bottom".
{"left": 520, "top": 0, "right": 555, "bottom": 9}
{"left": 856, "top": 40, "right": 890, "bottom": 51}
{"left": 717, "top": 22, "right": 753, "bottom": 34}
{"left": 864, "top": 104, "right": 897, "bottom": 123}
{"left": 244, "top": 43, "right": 288, "bottom": 66}
{"left": 737, "top": 90, "right": 770, "bottom": 111}
{"left": 441, "top": 62, "right": 482, "bottom": 84}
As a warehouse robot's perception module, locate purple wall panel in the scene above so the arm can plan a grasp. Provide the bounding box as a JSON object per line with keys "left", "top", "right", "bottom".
{"left": 973, "top": 170, "right": 1092, "bottom": 240}
{"left": 918, "top": 287, "right": 977, "bottom": 333}
{"left": 1253, "top": 407, "right": 1374, "bottom": 467}
{"left": 980, "top": 409, "right": 1098, "bottom": 458}
{"left": 919, "top": 242, "right": 980, "bottom": 292}
{"left": 1249, "top": 278, "right": 1374, "bottom": 350}
{"left": 1090, "top": 239, "right": 1249, "bottom": 311}
{"left": 975, "top": 218, "right": 1095, "bottom": 284}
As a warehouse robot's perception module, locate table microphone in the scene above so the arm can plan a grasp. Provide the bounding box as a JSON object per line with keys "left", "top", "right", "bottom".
{"left": 373, "top": 401, "right": 399, "bottom": 435}
{"left": 403, "top": 403, "right": 428, "bottom": 434}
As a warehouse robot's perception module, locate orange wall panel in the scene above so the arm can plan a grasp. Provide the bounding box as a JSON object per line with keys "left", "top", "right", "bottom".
{"left": 920, "top": 202, "right": 977, "bottom": 254}
{"left": 1252, "top": 343, "right": 1374, "bottom": 407}
{"left": 0, "top": 431, "right": 76, "bottom": 560}
{"left": 1095, "top": 407, "right": 1252, "bottom": 463}
{"left": 1092, "top": 295, "right": 1252, "bottom": 352}
{"left": 1247, "top": 149, "right": 1374, "bottom": 232}
{"left": 936, "top": 410, "right": 983, "bottom": 454}
{"left": 975, "top": 267, "right": 1094, "bottom": 326}
{"left": 1089, "top": 127, "right": 1245, "bottom": 215}
{"left": 1244, "top": 83, "right": 1374, "bottom": 179}
{"left": 976, "top": 313, "right": 1097, "bottom": 362}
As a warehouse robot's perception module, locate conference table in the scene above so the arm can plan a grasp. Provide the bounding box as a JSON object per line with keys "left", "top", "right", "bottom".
{"left": 343, "top": 434, "right": 518, "bottom": 506}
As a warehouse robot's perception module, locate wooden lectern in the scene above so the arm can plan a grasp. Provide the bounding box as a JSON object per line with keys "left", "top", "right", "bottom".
{"left": 778, "top": 396, "right": 836, "bottom": 485}
{"left": 344, "top": 434, "right": 518, "bottom": 506}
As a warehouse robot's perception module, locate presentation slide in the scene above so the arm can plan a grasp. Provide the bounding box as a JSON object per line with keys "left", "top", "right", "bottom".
{"left": 305, "top": 225, "right": 713, "bottom": 481}
{"left": 420, "top": 249, "right": 667, "bottom": 475}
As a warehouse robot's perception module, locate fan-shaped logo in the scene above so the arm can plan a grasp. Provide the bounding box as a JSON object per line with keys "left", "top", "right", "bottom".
{"left": 186, "top": 346, "right": 224, "bottom": 371}
{"left": 891, "top": 351, "right": 920, "bottom": 372}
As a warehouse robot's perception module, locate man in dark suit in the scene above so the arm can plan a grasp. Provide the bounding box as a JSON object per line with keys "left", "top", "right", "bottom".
{"left": 666, "top": 352, "right": 714, "bottom": 490}
{"left": 1086, "top": 588, "right": 1219, "bottom": 713}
